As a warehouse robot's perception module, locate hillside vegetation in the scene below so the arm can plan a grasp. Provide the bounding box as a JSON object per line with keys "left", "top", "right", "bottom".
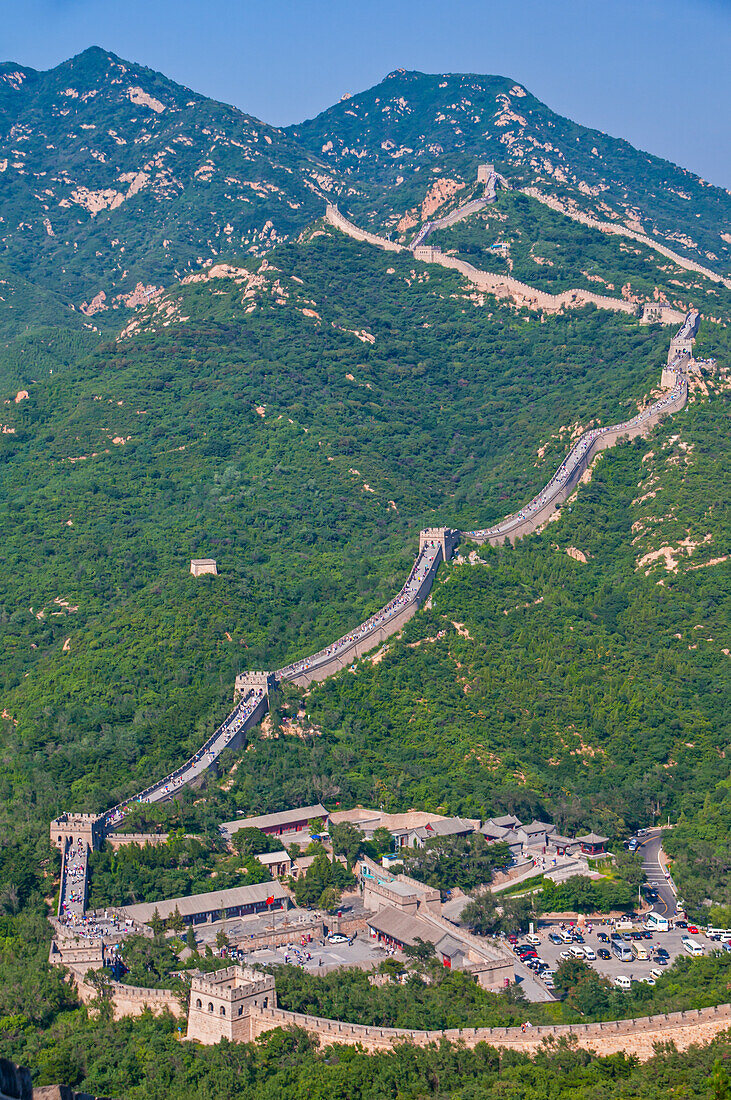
{"left": 0, "top": 51, "right": 730, "bottom": 1098}
{"left": 2, "top": 51, "right": 729, "bottom": 348}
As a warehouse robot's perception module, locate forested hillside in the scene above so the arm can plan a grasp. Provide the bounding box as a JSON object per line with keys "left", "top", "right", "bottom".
{"left": 0, "top": 48, "right": 730, "bottom": 1099}
{"left": 1, "top": 229, "right": 683, "bottom": 824}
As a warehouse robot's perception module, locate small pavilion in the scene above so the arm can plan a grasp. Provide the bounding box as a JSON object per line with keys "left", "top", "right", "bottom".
{"left": 576, "top": 831, "right": 608, "bottom": 856}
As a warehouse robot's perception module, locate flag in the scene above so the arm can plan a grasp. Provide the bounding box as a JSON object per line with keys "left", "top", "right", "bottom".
{"left": 265, "top": 896, "right": 274, "bottom": 906}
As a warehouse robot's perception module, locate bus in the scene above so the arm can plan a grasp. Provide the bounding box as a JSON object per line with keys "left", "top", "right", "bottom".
{"left": 646, "top": 912, "right": 669, "bottom": 933}
{"left": 682, "top": 937, "right": 704, "bottom": 957}
{"left": 612, "top": 942, "right": 633, "bottom": 962}
{"left": 632, "top": 942, "right": 650, "bottom": 961}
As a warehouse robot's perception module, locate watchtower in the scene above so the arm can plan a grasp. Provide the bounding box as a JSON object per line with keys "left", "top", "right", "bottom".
{"left": 419, "top": 527, "right": 460, "bottom": 562}
{"left": 190, "top": 559, "right": 217, "bottom": 577}
{"left": 477, "top": 164, "right": 494, "bottom": 183}
{"left": 413, "top": 245, "right": 443, "bottom": 263}
{"left": 50, "top": 812, "right": 104, "bottom": 853}
{"left": 234, "top": 670, "right": 275, "bottom": 701}
{"left": 187, "top": 966, "right": 277, "bottom": 1044}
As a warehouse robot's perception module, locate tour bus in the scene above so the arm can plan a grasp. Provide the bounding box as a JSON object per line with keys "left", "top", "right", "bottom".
{"left": 646, "top": 911, "right": 669, "bottom": 933}
{"left": 612, "top": 941, "right": 633, "bottom": 963}
{"left": 632, "top": 942, "right": 650, "bottom": 961}
{"left": 682, "top": 937, "right": 704, "bottom": 957}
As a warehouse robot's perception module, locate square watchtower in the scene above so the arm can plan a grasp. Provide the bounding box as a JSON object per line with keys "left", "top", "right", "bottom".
{"left": 187, "top": 966, "right": 277, "bottom": 1044}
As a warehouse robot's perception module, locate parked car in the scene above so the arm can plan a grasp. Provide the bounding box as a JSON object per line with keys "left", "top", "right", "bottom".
{"left": 559, "top": 950, "right": 572, "bottom": 960}
{"left": 614, "top": 975, "right": 631, "bottom": 991}
{"left": 688, "top": 925, "right": 700, "bottom": 935}
{"left": 650, "top": 968, "right": 663, "bottom": 980}
{"left": 548, "top": 933, "right": 563, "bottom": 945}
{"left": 656, "top": 947, "right": 670, "bottom": 959}
{"left": 508, "top": 935, "right": 519, "bottom": 944}
{"left": 583, "top": 946, "right": 597, "bottom": 960}
{"left": 572, "top": 933, "right": 585, "bottom": 944}
{"left": 641, "top": 931, "right": 654, "bottom": 940}
{"left": 328, "top": 933, "right": 348, "bottom": 944}
{"left": 639, "top": 976, "right": 656, "bottom": 986}
{"left": 598, "top": 949, "right": 611, "bottom": 960}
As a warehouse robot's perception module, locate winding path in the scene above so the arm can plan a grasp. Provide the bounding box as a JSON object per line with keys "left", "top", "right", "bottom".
{"left": 51, "top": 208, "right": 698, "bottom": 854}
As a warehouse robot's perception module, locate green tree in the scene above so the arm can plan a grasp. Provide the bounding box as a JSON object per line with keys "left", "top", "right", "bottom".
{"left": 167, "top": 904, "right": 184, "bottom": 933}
{"left": 462, "top": 891, "right": 500, "bottom": 935}
{"left": 329, "top": 822, "right": 365, "bottom": 866}
{"left": 149, "top": 907, "right": 164, "bottom": 936}
{"left": 372, "top": 827, "right": 395, "bottom": 856}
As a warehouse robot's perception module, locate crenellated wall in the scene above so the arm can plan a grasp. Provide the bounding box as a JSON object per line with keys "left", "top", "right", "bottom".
{"left": 325, "top": 204, "right": 402, "bottom": 252}
{"left": 242, "top": 1001, "right": 731, "bottom": 1060}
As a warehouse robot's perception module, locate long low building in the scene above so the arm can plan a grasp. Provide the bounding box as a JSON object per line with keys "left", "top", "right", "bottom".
{"left": 122, "top": 881, "right": 291, "bottom": 927}
{"left": 221, "top": 804, "right": 329, "bottom": 840}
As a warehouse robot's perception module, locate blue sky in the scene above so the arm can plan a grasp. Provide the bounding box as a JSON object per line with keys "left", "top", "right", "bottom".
{"left": 3, "top": 0, "right": 730, "bottom": 186}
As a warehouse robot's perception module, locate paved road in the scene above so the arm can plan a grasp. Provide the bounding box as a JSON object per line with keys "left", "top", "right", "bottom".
{"left": 638, "top": 829, "right": 677, "bottom": 918}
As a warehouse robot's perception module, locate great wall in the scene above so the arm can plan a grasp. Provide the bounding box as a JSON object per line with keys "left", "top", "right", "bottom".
{"left": 63, "top": 965, "right": 731, "bottom": 1062}
{"left": 48, "top": 179, "right": 720, "bottom": 1055}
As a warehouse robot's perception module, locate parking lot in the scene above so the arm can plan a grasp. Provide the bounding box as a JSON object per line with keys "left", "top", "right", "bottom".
{"left": 512, "top": 921, "right": 723, "bottom": 995}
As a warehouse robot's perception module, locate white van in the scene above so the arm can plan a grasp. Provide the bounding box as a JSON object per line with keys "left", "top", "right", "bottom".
{"left": 569, "top": 945, "right": 585, "bottom": 959}
{"left": 646, "top": 912, "right": 669, "bottom": 933}
{"left": 682, "top": 937, "right": 704, "bottom": 956}
{"left": 560, "top": 928, "right": 574, "bottom": 944}
{"left": 614, "top": 975, "right": 631, "bottom": 991}
{"left": 583, "top": 946, "right": 597, "bottom": 960}
{"left": 525, "top": 934, "right": 541, "bottom": 947}
{"left": 706, "top": 927, "right": 731, "bottom": 940}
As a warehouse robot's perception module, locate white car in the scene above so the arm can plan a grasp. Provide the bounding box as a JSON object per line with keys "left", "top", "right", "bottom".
{"left": 650, "top": 968, "right": 663, "bottom": 979}
{"left": 559, "top": 950, "right": 572, "bottom": 960}
{"left": 583, "top": 947, "right": 597, "bottom": 960}
{"left": 614, "top": 975, "right": 631, "bottom": 991}
{"left": 639, "top": 976, "right": 656, "bottom": 986}
{"left": 327, "top": 933, "right": 348, "bottom": 944}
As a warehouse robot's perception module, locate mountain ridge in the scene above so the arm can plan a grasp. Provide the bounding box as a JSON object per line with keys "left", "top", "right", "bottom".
{"left": 0, "top": 49, "right": 729, "bottom": 345}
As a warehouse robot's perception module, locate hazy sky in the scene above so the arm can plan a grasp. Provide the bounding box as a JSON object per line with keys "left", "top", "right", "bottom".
{"left": 3, "top": 0, "right": 730, "bottom": 187}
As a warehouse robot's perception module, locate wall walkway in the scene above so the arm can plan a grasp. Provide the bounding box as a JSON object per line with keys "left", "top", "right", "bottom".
{"left": 54, "top": 205, "right": 696, "bottom": 942}
{"left": 245, "top": 1001, "right": 731, "bottom": 1060}
{"left": 522, "top": 188, "right": 731, "bottom": 289}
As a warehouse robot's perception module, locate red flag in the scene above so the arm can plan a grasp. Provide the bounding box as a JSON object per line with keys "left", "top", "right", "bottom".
{"left": 266, "top": 896, "right": 274, "bottom": 906}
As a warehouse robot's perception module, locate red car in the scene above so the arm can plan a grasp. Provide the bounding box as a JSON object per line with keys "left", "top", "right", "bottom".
{"left": 508, "top": 935, "right": 519, "bottom": 945}
{"left": 688, "top": 925, "right": 700, "bottom": 935}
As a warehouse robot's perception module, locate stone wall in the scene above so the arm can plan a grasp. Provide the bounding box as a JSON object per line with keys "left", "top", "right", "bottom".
{"left": 244, "top": 1002, "right": 731, "bottom": 1060}
{"left": 75, "top": 975, "right": 182, "bottom": 1021}
{"left": 483, "top": 385, "right": 687, "bottom": 546}
{"left": 522, "top": 187, "right": 731, "bottom": 289}
{"left": 325, "top": 205, "right": 402, "bottom": 253}
{"left": 105, "top": 833, "right": 170, "bottom": 851}
{"left": 283, "top": 547, "right": 443, "bottom": 688}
